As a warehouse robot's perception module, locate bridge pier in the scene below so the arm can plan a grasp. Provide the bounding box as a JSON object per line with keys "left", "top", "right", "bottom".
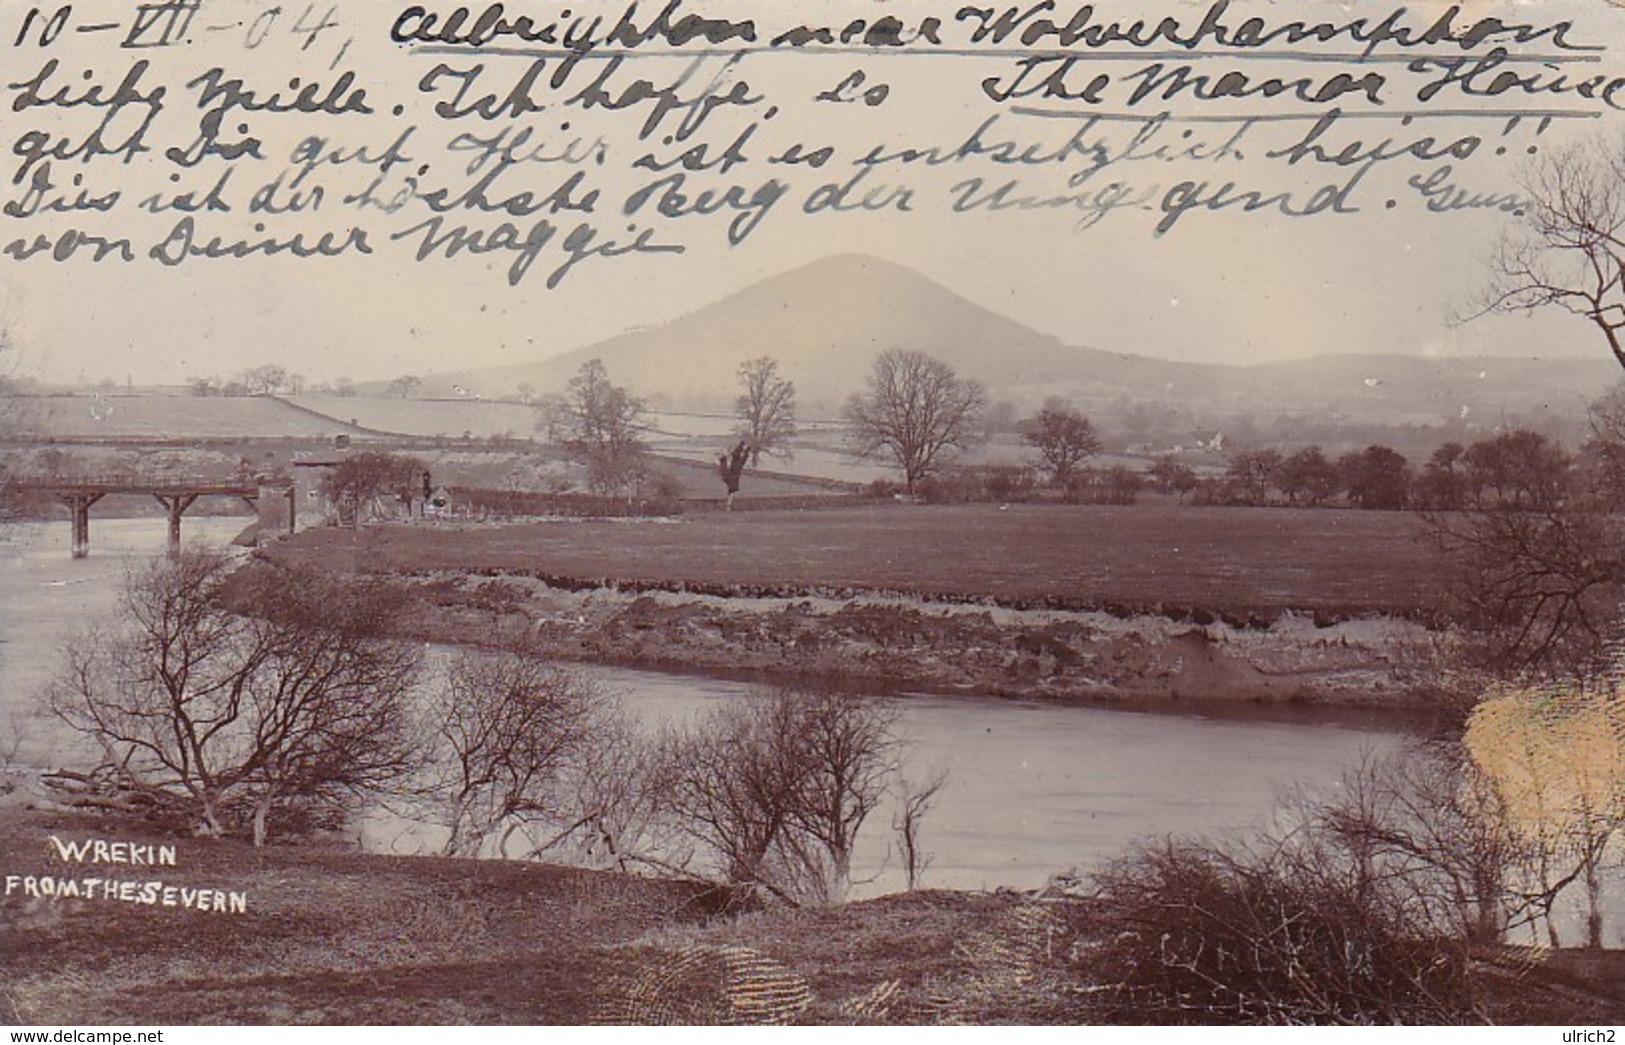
{"left": 254, "top": 481, "right": 296, "bottom": 536}
{"left": 64, "top": 493, "right": 104, "bottom": 559}
{"left": 153, "top": 493, "right": 199, "bottom": 554}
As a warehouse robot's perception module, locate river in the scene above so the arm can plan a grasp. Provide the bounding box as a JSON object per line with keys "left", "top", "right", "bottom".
{"left": 0, "top": 516, "right": 1406, "bottom": 899}
{"left": 0, "top": 515, "right": 261, "bottom": 766}
{"left": 5, "top": 518, "right": 1617, "bottom": 942}
{"left": 550, "top": 666, "right": 1403, "bottom": 897}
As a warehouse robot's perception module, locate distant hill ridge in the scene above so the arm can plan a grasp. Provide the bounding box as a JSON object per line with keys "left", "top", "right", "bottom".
{"left": 413, "top": 254, "right": 1622, "bottom": 424}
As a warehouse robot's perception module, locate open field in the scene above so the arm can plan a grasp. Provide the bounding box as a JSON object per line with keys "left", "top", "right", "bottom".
{"left": 16, "top": 396, "right": 374, "bottom": 440}
{"left": 264, "top": 502, "right": 1441, "bottom": 617}
{"left": 290, "top": 395, "right": 544, "bottom": 439}
{"left": 651, "top": 441, "right": 1165, "bottom": 485}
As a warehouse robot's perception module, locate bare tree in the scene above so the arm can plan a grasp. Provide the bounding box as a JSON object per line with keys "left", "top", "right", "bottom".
{"left": 319, "top": 451, "right": 426, "bottom": 526}
{"left": 782, "top": 687, "right": 899, "bottom": 899}
{"left": 845, "top": 350, "right": 987, "bottom": 497}
{"left": 1276, "top": 447, "right": 1342, "bottom": 506}
{"left": 1462, "top": 430, "right": 1571, "bottom": 510}
{"left": 1425, "top": 490, "right": 1625, "bottom": 680}
{"left": 1338, "top": 445, "right": 1412, "bottom": 510}
{"left": 735, "top": 356, "right": 797, "bottom": 467}
{"left": 542, "top": 359, "right": 650, "bottom": 497}
{"left": 663, "top": 686, "right": 905, "bottom": 904}
{"left": 1314, "top": 746, "right": 1526, "bottom": 946}
{"left": 1415, "top": 443, "right": 1470, "bottom": 510}
{"left": 0, "top": 706, "right": 33, "bottom": 777}
{"left": 551, "top": 709, "right": 671, "bottom": 873}
{"left": 1022, "top": 402, "right": 1101, "bottom": 486}
{"left": 1578, "top": 384, "right": 1625, "bottom": 509}
{"left": 420, "top": 648, "right": 605, "bottom": 858}
{"left": 893, "top": 769, "right": 947, "bottom": 891}
{"left": 1481, "top": 136, "right": 1625, "bottom": 373}
{"left": 1148, "top": 455, "right": 1199, "bottom": 502}
{"left": 388, "top": 374, "right": 423, "bottom": 399}
{"left": 661, "top": 696, "right": 806, "bottom": 901}
{"left": 0, "top": 325, "right": 36, "bottom": 444}
{"left": 46, "top": 550, "right": 422, "bottom": 845}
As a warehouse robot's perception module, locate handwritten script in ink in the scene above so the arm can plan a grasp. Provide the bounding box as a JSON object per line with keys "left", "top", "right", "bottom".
{"left": 3, "top": 0, "right": 1620, "bottom": 288}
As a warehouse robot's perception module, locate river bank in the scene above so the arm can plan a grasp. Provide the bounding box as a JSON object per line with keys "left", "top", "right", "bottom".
{"left": 235, "top": 558, "right": 1454, "bottom": 711}
{"left": 243, "top": 505, "right": 1459, "bottom": 711}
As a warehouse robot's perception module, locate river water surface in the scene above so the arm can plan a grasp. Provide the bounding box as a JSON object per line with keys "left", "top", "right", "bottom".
{"left": 0, "top": 517, "right": 1410, "bottom": 899}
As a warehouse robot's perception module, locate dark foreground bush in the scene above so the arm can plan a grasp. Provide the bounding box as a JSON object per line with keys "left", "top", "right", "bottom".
{"left": 1081, "top": 837, "right": 1481, "bottom": 1024}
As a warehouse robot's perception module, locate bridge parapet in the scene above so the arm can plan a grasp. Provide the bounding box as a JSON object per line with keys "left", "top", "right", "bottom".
{"left": 10, "top": 473, "right": 292, "bottom": 495}
{"left": 8, "top": 474, "right": 295, "bottom": 558}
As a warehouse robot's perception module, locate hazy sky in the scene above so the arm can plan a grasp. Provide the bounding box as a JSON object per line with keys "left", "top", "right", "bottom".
{"left": 2, "top": 0, "right": 1620, "bottom": 386}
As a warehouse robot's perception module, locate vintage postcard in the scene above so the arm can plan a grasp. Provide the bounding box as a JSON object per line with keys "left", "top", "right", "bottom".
{"left": 1, "top": 0, "right": 1624, "bottom": 1028}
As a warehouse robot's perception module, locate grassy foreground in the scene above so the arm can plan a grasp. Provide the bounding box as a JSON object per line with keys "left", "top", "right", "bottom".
{"left": 4, "top": 805, "right": 1622, "bottom": 1025}
{"left": 0, "top": 804, "right": 1071, "bottom": 1025}
{"left": 263, "top": 502, "right": 1441, "bottom": 618}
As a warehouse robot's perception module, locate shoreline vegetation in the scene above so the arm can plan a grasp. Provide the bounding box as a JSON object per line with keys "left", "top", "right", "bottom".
{"left": 244, "top": 504, "right": 1455, "bottom": 715}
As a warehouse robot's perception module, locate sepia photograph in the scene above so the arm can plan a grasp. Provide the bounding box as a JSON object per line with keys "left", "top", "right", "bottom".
{"left": 0, "top": 0, "right": 1623, "bottom": 1029}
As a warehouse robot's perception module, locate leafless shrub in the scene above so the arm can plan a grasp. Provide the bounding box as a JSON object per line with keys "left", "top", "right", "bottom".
{"left": 1423, "top": 502, "right": 1625, "bottom": 680}
{"left": 0, "top": 706, "right": 36, "bottom": 798}
{"left": 1084, "top": 829, "right": 1481, "bottom": 1024}
{"left": 1311, "top": 746, "right": 1525, "bottom": 946}
{"left": 661, "top": 685, "right": 906, "bottom": 904}
{"left": 894, "top": 769, "right": 947, "bottom": 891}
{"left": 414, "top": 648, "right": 673, "bottom": 871}
{"left": 0, "top": 706, "right": 30, "bottom": 770}
{"left": 419, "top": 649, "right": 601, "bottom": 857}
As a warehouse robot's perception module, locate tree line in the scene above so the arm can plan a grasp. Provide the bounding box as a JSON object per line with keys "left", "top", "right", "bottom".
{"left": 1206, "top": 425, "right": 1608, "bottom": 512}
{"left": 533, "top": 347, "right": 1625, "bottom": 519}
{"left": 543, "top": 348, "right": 1107, "bottom": 505}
